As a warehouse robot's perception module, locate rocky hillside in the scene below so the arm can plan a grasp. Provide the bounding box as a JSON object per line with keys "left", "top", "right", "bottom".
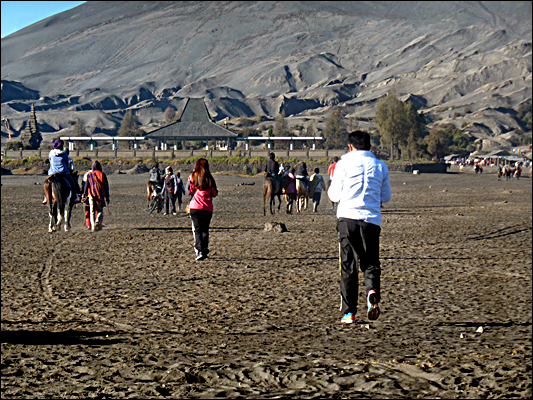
{"left": 1, "top": 1, "right": 531, "bottom": 151}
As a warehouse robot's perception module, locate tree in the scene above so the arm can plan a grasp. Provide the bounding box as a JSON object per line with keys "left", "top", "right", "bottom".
{"left": 424, "top": 128, "right": 449, "bottom": 160}
{"left": 323, "top": 108, "right": 347, "bottom": 149}
{"left": 273, "top": 111, "right": 289, "bottom": 149}
{"left": 118, "top": 110, "right": 142, "bottom": 149}
{"left": 402, "top": 102, "right": 427, "bottom": 159}
{"left": 375, "top": 90, "right": 411, "bottom": 160}
{"left": 164, "top": 107, "right": 176, "bottom": 125}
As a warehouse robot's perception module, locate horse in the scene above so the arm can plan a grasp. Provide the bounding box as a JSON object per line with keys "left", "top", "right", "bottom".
{"left": 263, "top": 176, "right": 282, "bottom": 216}
{"left": 147, "top": 181, "right": 162, "bottom": 208}
{"left": 325, "top": 179, "right": 338, "bottom": 211}
{"left": 295, "top": 178, "right": 308, "bottom": 212}
{"left": 44, "top": 172, "right": 77, "bottom": 233}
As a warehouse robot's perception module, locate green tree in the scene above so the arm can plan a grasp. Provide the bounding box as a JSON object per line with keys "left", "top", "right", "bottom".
{"left": 322, "top": 108, "right": 347, "bottom": 149}
{"left": 402, "top": 102, "right": 427, "bottom": 159}
{"left": 273, "top": 111, "right": 289, "bottom": 149}
{"left": 118, "top": 110, "right": 142, "bottom": 149}
{"left": 375, "top": 90, "right": 410, "bottom": 160}
{"left": 424, "top": 128, "right": 449, "bottom": 160}
{"left": 164, "top": 107, "right": 176, "bottom": 125}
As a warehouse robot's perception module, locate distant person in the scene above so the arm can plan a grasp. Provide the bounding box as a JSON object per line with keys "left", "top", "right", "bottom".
{"left": 43, "top": 139, "right": 80, "bottom": 204}
{"left": 187, "top": 158, "right": 218, "bottom": 261}
{"left": 265, "top": 152, "right": 283, "bottom": 187}
{"left": 149, "top": 162, "right": 163, "bottom": 187}
{"left": 308, "top": 167, "right": 326, "bottom": 213}
{"left": 328, "top": 156, "right": 339, "bottom": 179}
{"left": 83, "top": 160, "right": 110, "bottom": 232}
{"left": 174, "top": 171, "right": 186, "bottom": 211}
{"left": 162, "top": 166, "right": 178, "bottom": 215}
{"left": 328, "top": 131, "right": 391, "bottom": 324}
{"left": 295, "top": 161, "right": 309, "bottom": 189}
{"left": 283, "top": 167, "right": 297, "bottom": 214}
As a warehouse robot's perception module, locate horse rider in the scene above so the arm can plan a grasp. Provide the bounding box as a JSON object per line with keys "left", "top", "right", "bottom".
{"left": 265, "top": 152, "right": 283, "bottom": 187}
{"left": 295, "top": 161, "right": 309, "bottom": 190}
{"left": 43, "top": 138, "right": 80, "bottom": 204}
{"left": 149, "top": 162, "right": 163, "bottom": 192}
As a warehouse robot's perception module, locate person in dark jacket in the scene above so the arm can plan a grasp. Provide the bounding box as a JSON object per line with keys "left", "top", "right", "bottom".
{"left": 295, "top": 161, "right": 309, "bottom": 189}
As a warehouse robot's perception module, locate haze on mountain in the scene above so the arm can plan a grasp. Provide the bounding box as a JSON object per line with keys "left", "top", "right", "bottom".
{"left": 1, "top": 1, "right": 531, "bottom": 151}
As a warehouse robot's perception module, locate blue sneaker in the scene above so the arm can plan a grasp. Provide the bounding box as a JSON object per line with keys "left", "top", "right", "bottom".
{"left": 341, "top": 312, "right": 355, "bottom": 324}
{"left": 367, "top": 290, "right": 380, "bottom": 321}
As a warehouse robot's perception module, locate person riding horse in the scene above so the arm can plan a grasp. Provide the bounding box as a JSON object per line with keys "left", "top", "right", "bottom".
{"left": 43, "top": 138, "right": 80, "bottom": 204}
{"left": 147, "top": 162, "right": 163, "bottom": 207}
{"left": 265, "top": 152, "right": 283, "bottom": 187}
{"left": 295, "top": 161, "right": 309, "bottom": 190}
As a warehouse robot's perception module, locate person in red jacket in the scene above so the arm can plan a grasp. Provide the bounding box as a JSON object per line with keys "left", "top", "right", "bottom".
{"left": 187, "top": 158, "right": 218, "bottom": 261}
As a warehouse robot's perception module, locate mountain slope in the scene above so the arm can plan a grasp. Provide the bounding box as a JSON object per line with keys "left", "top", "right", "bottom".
{"left": 1, "top": 1, "right": 531, "bottom": 151}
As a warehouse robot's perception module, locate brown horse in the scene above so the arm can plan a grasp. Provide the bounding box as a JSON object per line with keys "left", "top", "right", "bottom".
{"left": 44, "top": 173, "right": 77, "bottom": 233}
{"left": 263, "top": 176, "right": 282, "bottom": 216}
{"left": 325, "top": 179, "right": 338, "bottom": 211}
{"left": 295, "top": 178, "right": 308, "bottom": 212}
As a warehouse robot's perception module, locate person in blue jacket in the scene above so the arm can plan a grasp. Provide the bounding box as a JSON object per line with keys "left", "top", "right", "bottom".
{"left": 43, "top": 139, "right": 80, "bottom": 204}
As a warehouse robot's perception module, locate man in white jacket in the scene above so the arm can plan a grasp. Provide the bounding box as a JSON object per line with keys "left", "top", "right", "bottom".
{"left": 327, "top": 131, "right": 392, "bottom": 324}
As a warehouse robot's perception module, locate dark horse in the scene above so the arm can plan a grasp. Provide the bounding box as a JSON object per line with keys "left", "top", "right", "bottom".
{"left": 263, "top": 176, "right": 282, "bottom": 216}
{"left": 325, "top": 179, "right": 338, "bottom": 211}
{"left": 44, "top": 172, "right": 77, "bottom": 232}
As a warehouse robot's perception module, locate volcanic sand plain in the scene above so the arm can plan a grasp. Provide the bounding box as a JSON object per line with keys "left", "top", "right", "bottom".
{"left": 1, "top": 165, "right": 531, "bottom": 398}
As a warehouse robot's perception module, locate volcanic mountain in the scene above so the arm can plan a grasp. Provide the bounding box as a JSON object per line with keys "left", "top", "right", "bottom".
{"left": 1, "top": 1, "right": 531, "bottom": 151}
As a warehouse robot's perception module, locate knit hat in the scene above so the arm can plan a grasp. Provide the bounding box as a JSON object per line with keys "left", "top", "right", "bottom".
{"left": 53, "top": 138, "right": 64, "bottom": 149}
{"left": 91, "top": 161, "right": 102, "bottom": 171}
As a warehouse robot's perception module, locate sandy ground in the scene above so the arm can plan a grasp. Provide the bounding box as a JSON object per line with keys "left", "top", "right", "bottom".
{"left": 1, "top": 165, "right": 532, "bottom": 398}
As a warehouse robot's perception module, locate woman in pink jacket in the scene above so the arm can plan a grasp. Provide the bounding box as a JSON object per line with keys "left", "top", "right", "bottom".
{"left": 187, "top": 158, "right": 218, "bottom": 261}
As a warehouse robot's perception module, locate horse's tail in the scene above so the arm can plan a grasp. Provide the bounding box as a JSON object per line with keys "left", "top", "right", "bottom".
{"left": 51, "top": 177, "right": 64, "bottom": 211}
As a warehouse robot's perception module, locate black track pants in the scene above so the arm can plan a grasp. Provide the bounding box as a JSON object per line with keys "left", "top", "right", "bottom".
{"left": 337, "top": 218, "right": 381, "bottom": 315}
{"left": 189, "top": 209, "right": 213, "bottom": 256}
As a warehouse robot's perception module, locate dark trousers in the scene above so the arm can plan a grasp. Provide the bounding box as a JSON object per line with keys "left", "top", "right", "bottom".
{"left": 337, "top": 218, "right": 381, "bottom": 315}
{"left": 164, "top": 189, "right": 177, "bottom": 214}
{"left": 189, "top": 209, "right": 213, "bottom": 256}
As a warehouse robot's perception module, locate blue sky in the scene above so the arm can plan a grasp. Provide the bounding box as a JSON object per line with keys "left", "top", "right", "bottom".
{"left": 1, "top": 1, "right": 86, "bottom": 38}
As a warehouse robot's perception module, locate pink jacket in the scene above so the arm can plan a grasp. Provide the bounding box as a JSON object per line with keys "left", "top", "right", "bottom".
{"left": 188, "top": 175, "right": 218, "bottom": 211}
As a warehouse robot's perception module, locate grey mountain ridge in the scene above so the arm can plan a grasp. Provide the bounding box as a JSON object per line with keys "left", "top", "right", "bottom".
{"left": 1, "top": 1, "right": 531, "bottom": 151}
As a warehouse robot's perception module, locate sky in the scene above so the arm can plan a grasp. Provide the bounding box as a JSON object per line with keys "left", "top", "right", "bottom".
{"left": 1, "top": 1, "right": 86, "bottom": 38}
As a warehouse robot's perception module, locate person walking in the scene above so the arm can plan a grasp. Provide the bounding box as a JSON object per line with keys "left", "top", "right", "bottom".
{"left": 162, "top": 166, "right": 178, "bottom": 215}
{"left": 187, "top": 158, "right": 218, "bottom": 261}
{"left": 328, "top": 156, "right": 339, "bottom": 179}
{"left": 175, "top": 171, "right": 186, "bottom": 211}
{"left": 308, "top": 167, "right": 326, "bottom": 213}
{"left": 283, "top": 166, "right": 297, "bottom": 214}
{"left": 83, "top": 160, "right": 110, "bottom": 232}
{"left": 328, "top": 131, "right": 391, "bottom": 324}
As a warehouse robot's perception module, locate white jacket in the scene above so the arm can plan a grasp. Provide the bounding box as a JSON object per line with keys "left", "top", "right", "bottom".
{"left": 327, "top": 150, "right": 391, "bottom": 226}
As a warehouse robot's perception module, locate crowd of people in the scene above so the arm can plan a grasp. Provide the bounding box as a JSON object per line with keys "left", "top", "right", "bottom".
{"left": 43, "top": 132, "right": 396, "bottom": 325}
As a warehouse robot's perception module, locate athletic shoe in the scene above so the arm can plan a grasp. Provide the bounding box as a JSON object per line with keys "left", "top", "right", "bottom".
{"left": 195, "top": 253, "right": 205, "bottom": 261}
{"left": 341, "top": 312, "right": 355, "bottom": 324}
{"left": 173, "top": 212, "right": 177, "bottom": 216}
{"left": 367, "top": 290, "right": 380, "bottom": 321}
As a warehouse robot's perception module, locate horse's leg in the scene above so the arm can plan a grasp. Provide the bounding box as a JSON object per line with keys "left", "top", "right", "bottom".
{"left": 64, "top": 193, "right": 73, "bottom": 232}
{"left": 277, "top": 195, "right": 281, "bottom": 213}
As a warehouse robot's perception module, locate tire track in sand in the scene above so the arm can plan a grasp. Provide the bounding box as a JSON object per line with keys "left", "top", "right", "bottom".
{"left": 39, "top": 231, "right": 134, "bottom": 332}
